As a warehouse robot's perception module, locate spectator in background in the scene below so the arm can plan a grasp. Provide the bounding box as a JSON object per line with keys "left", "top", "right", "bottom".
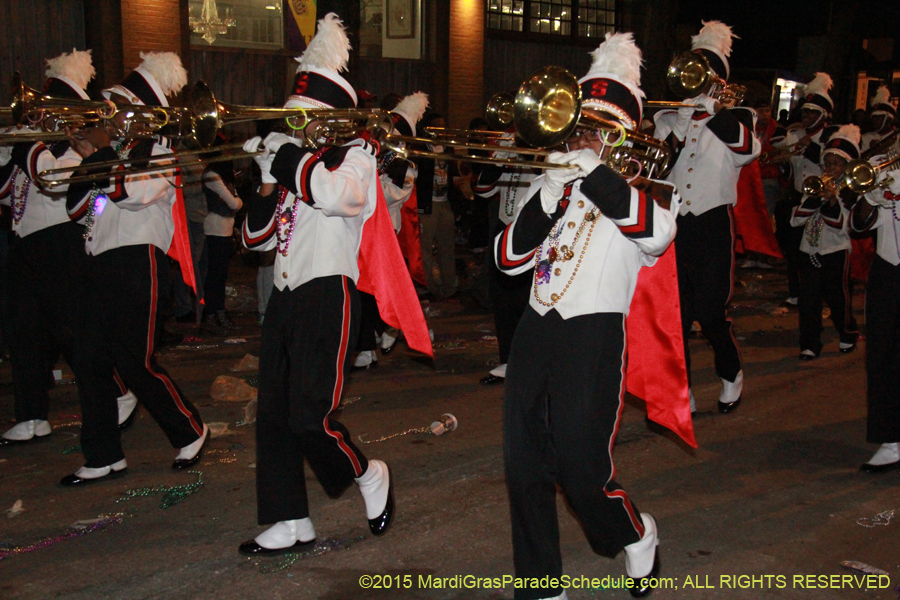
{"left": 202, "top": 157, "right": 243, "bottom": 336}
{"left": 380, "top": 93, "right": 401, "bottom": 112}
{"left": 415, "top": 111, "right": 458, "bottom": 300}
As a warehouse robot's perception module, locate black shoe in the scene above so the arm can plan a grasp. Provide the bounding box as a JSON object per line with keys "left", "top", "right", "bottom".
{"left": 60, "top": 466, "right": 127, "bottom": 486}
{"left": 717, "top": 397, "right": 741, "bottom": 414}
{"left": 839, "top": 343, "right": 857, "bottom": 354}
{"left": 0, "top": 432, "right": 51, "bottom": 447}
{"left": 238, "top": 538, "right": 316, "bottom": 557}
{"left": 118, "top": 406, "right": 138, "bottom": 431}
{"left": 626, "top": 549, "right": 660, "bottom": 598}
{"left": 172, "top": 428, "right": 209, "bottom": 470}
{"left": 480, "top": 373, "right": 504, "bottom": 385}
{"left": 380, "top": 339, "right": 397, "bottom": 355}
{"left": 368, "top": 479, "right": 394, "bottom": 536}
{"left": 860, "top": 460, "right": 900, "bottom": 474}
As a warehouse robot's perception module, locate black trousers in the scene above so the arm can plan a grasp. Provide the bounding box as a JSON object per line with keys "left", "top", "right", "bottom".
{"left": 355, "top": 291, "right": 383, "bottom": 352}
{"left": 203, "top": 234, "right": 233, "bottom": 314}
{"left": 255, "top": 275, "right": 369, "bottom": 525}
{"left": 774, "top": 190, "right": 803, "bottom": 299}
{"left": 490, "top": 221, "right": 532, "bottom": 364}
{"left": 7, "top": 222, "right": 85, "bottom": 422}
{"left": 797, "top": 249, "right": 858, "bottom": 354}
{"left": 74, "top": 245, "right": 205, "bottom": 468}
{"left": 865, "top": 256, "right": 900, "bottom": 442}
{"left": 675, "top": 205, "right": 741, "bottom": 384}
{"left": 504, "top": 308, "right": 644, "bottom": 600}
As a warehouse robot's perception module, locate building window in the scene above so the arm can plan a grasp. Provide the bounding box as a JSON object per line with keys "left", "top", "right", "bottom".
{"left": 487, "top": 0, "right": 614, "bottom": 39}
{"left": 189, "top": 0, "right": 284, "bottom": 50}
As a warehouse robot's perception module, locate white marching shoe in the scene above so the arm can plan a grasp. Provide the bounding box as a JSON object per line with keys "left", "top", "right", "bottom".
{"left": 717, "top": 371, "right": 743, "bottom": 414}
{"left": 117, "top": 390, "right": 139, "bottom": 430}
{"left": 356, "top": 460, "right": 394, "bottom": 536}
{"left": 60, "top": 458, "right": 128, "bottom": 486}
{"left": 860, "top": 442, "right": 900, "bottom": 473}
{"left": 0, "top": 419, "right": 52, "bottom": 446}
{"left": 238, "top": 518, "right": 317, "bottom": 556}
{"left": 624, "top": 513, "right": 660, "bottom": 598}
{"left": 353, "top": 350, "right": 378, "bottom": 370}
{"left": 172, "top": 424, "right": 209, "bottom": 470}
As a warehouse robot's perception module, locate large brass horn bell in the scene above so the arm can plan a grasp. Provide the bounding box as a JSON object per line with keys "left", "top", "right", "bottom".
{"left": 666, "top": 51, "right": 713, "bottom": 99}
{"left": 514, "top": 66, "right": 582, "bottom": 149}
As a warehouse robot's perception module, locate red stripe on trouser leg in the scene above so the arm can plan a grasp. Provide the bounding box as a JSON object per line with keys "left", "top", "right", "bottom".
{"left": 145, "top": 246, "right": 203, "bottom": 437}
{"left": 323, "top": 276, "right": 363, "bottom": 476}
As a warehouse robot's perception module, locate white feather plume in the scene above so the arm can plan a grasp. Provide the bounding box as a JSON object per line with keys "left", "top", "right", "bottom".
{"left": 394, "top": 92, "right": 429, "bottom": 123}
{"left": 584, "top": 32, "right": 644, "bottom": 95}
{"left": 296, "top": 13, "right": 351, "bottom": 74}
{"left": 871, "top": 85, "right": 891, "bottom": 107}
{"left": 832, "top": 124, "right": 861, "bottom": 146}
{"left": 804, "top": 72, "right": 834, "bottom": 97}
{"left": 138, "top": 52, "right": 188, "bottom": 97}
{"left": 45, "top": 49, "right": 95, "bottom": 90}
{"left": 691, "top": 20, "right": 737, "bottom": 57}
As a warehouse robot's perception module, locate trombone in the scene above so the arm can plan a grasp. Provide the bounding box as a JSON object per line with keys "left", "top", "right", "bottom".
{"left": 803, "top": 149, "right": 900, "bottom": 197}
{"left": 35, "top": 81, "right": 393, "bottom": 188}
{"left": 665, "top": 51, "right": 746, "bottom": 107}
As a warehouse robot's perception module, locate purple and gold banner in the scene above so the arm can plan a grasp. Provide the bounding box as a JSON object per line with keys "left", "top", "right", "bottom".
{"left": 285, "top": 0, "right": 317, "bottom": 52}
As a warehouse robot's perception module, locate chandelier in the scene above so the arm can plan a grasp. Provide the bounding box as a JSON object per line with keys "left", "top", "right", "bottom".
{"left": 190, "top": 0, "right": 236, "bottom": 44}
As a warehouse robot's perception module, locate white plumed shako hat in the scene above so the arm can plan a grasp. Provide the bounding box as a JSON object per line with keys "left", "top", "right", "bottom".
{"left": 286, "top": 13, "right": 357, "bottom": 110}
{"left": 578, "top": 32, "right": 645, "bottom": 131}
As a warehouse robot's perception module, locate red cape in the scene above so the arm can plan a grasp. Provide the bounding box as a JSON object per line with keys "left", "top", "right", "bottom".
{"left": 170, "top": 172, "right": 198, "bottom": 296}
{"left": 397, "top": 187, "right": 427, "bottom": 286}
{"left": 357, "top": 184, "right": 433, "bottom": 357}
{"left": 626, "top": 244, "right": 697, "bottom": 448}
{"left": 734, "top": 161, "right": 782, "bottom": 258}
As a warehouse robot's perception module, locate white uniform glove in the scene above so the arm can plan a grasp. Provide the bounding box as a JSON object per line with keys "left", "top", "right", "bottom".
{"left": 571, "top": 148, "right": 603, "bottom": 178}
{"left": 697, "top": 93, "right": 719, "bottom": 115}
{"left": 244, "top": 136, "right": 277, "bottom": 184}
{"left": 541, "top": 151, "right": 582, "bottom": 213}
{"left": 866, "top": 168, "right": 900, "bottom": 207}
{"left": 0, "top": 145, "right": 11, "bottom": 166}
{"left": 672, "top": 105, "right": 695, "bottom": 140}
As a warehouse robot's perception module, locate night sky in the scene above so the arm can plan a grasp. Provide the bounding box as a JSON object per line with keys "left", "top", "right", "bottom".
{"left": 673, "top": 0, "right": 899, "bottom": 73}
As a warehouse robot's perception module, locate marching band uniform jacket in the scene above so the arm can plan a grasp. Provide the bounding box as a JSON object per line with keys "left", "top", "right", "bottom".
{"left": 66, "top": 138, "right": 177, "bottom": 254}
{"left": 778, "top": 124, "right": 837, "bottom": 194}
{"left": 790, "top": 193, "right": 852, "bottom": 256}
{"left": 653, "top": 107, "right": 760, "bottom": 215}
{"left": 242, "top": 139, "right": 379, "bottom": 289}
{"left": 378, "top": 153, "right": 416, "bottom": 232}
{"left": 861, "top": 127, "right": 898, "bottom": 155}
{"left": 495, "top": 165, "right": 680, "bottom": 318}
{"left": 0, "top": 141, "right": 80, "bottom": 237}
{"left": 475, "top": 164, "right": 538, "bottom": 227}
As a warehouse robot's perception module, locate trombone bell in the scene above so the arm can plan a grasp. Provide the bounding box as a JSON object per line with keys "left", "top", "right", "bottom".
{"left": 514, "top": 66, "right": 581, "bottom": 149}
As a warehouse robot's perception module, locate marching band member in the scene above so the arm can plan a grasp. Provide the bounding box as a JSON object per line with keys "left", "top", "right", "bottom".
{"left": 496, "top": 33, "right": 677, "bottom": 599}
{"left": 0, "top": 50, "right": 134, "bottom": 446}
{"left": 774, "top": 72, "right": 838, "bottom": 308}
{"left": 850, "top": 162, "right": 900, "bottom": 473}
{"left": 861, "top": 85, "right": 898, "bottom": 154}
{"left": 474, "top": 148, "right": 537, "bottom": 385}
{"left": 355, "top": 92, "right": 427, "bottom": 364}
{"left": 789, "top": 125, "right": 860, "bottom": 359}
{"left": 653, "top": 21, "right": 761, "bottom": 414}
{"left": 62, "top": 52, "right": 208, "bottom": 485}
{"left": 239, "top": 13, "right": 393, "bottom": 556}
